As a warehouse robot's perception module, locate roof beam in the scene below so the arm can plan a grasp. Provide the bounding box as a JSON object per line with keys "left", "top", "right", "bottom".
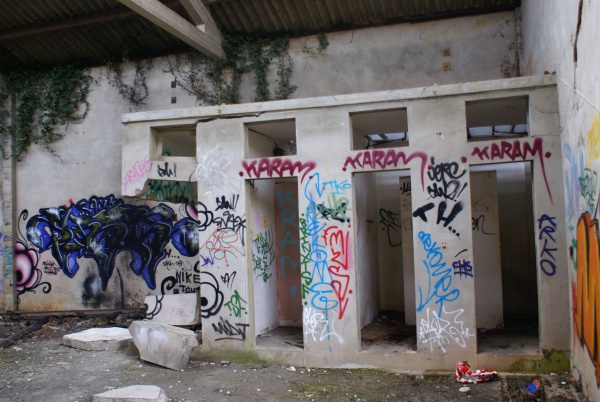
{"left": 179, "top": 0, "right": 219, "bottom": 34}
{"left": 117, "top": 0, "right": 224, "bottom": 60}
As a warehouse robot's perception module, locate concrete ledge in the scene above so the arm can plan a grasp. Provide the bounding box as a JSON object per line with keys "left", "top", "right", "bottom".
{"left": 63, "top": 327, "right": 132, "bottom": 351}
{"left": 93, "top": 385, "right": 168, "bottom": 402}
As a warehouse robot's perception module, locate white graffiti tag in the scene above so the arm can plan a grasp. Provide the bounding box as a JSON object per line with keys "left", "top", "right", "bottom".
{"left": 418, "top": 307, "right": 474, "bottom": 353}
{"left": 195, "top": 145, "right": 241, "bottom": 192}
{"left": 303, "top": 307, "right": 344, "bottom": 344}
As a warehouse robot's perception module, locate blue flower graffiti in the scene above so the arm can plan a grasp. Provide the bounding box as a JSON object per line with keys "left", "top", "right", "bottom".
{"left": 25, "top": 195, "right": 199, "bottom": 290}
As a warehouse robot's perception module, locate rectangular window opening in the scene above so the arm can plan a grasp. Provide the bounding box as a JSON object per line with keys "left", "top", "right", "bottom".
{"left": 466, "top": 96, "right": 529, "bottom": 142}
{"left": 351, "top": 108, "right": 409, "bottom": 150}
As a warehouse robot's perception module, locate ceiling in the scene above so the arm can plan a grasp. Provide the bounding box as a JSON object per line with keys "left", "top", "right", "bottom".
{"left": 0, "top": 0, "right": 520, "bottom": 71}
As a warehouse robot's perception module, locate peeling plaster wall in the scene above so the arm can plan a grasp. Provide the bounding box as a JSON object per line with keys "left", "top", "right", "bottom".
{"left": 521, "top": 1, "right": 600, "bottom": 399}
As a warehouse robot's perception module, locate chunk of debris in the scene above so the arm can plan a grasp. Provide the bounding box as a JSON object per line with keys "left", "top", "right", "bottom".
{"left": 93, "top": 384, "right": 167, "bottom": 402}
{"left": 63, "top": 327, "right": 132, "bottom": 351}
{"left": 129, "top": 321, "right": 198, "bottom": 371}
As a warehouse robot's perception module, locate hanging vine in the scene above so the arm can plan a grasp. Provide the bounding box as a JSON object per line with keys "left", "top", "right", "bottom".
{"left": 166, "top": 33, "right": 301, "bottom": 105}
{"left": 0, "top": 65, "right": 93, "bottom": 161}
{"left": 106, "top": 55, "right": 153, "bottom": 111}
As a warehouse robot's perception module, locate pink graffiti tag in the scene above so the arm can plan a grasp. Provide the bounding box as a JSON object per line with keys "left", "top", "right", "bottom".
{"left": 324, "top": 226, "right": 352, "bottom": 319}
{"left": 123, "top": 155, "right": 151, "bottom": 191}
{"left": 239, "top": 158, "right": 316, "bottom": 183}
{"left": 201, "top": 229, "right": 245, "bottom": 265}
{"left": 342, "top": 149, "right": 428, "bottom": 190}
{"left": 471, "top": 138, "right": 553, "bottom": 204}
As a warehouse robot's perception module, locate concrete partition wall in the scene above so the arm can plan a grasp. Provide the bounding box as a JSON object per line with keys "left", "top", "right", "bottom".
{"left": 122, "top": 76, "right": 567, "bottom": 370}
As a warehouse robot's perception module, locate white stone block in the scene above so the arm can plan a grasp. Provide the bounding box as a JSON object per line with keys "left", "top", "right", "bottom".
{"left": 144, "top": 293, "right": 201, "bottom": 326}
{"left": 63, "top": 327, "right": 132, "bottom": 351}
{"left": 129, "top": 321, "right": 198, "bottom": 370}
{"left": 93, "top": 385, "right": 168, "bottom": 402}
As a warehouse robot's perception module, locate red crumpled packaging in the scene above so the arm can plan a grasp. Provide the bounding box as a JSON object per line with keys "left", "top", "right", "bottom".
{"left": 455, "top": 361, "right": 497, "bottom": 383}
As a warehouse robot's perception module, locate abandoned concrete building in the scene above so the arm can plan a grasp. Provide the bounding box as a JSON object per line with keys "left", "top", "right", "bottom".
{"left": 1, "top": 0, "right": 599, "bottom": 400}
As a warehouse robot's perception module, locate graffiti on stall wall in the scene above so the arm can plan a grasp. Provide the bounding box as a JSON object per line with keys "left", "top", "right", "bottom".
{"left": 156, "top": 161, "right": 177, "bottom": 178}
{"left": 216, "top": 194, "right": 239, "bottom": 211}
{"left": 224, "top": 290, "right": 247, "bottom": 317}
{"left": 316, "top": 195, "right": 351, "bottom": 223}
{"left": 418, "top": 307, "right": 474, "bottom": 353}
{"left": 25, "top": 196, "right": 200, "bottom": 290}
{"left": 301, "top": 172, "right": 353, "bottom": 315}
{"left": 472, "top": 215, "right": 494, "bottom": 235}
{"left": 195, "top": 145, "right": 241, "bottom": 192}
{"left": 303, "top": 306, "right": 344, "bottom": 344}
{"left": 580, "top": 168, "right": 597, "bottom": 213}
{"left": 123, "top": 155, "right": 152, "bottom": 191}
{"left": 416, "top": 231, "right": 460, "bottom": 316}
{"left": 342, "top": 149, "right": 428, "bottom": 190}
{"left": 252, "top": 228, "right": 275, "bottom": 282}
{"left": 323, "top": 179, "right": 352, "bottom": 195}
{"left": 201, "top": 229, "right": 245, "bottom": 265}
{"left": 452, "top": 259, "right": 473, "bottom": 278}
{"left": 538, "top": 214, "right": 558, "bottom": 276}
{"left": 427, "top": 157, "right": 468, "bottom": 201}
{"left": 471, "top": 137, "right": 553, "bottom": 203}
{"left": 574, "top": 212, "right": 600, "bottom": 384}
{"left": 42, "top": 260, "right": 60, "bottom": 275}
{"left": 324, "top": 226, "right": 352, "bottom": 320}
{"left": 220, "top": 272, "right": 236, "bottom": 289}
{"left": 379, "top": 208, "right": 401, "bottom": 247}
{"left": 212, "top": 316, "right": 249, "bottom": 341}
{"left": 401, "top": 181, "right": 411, "bottom": 195}
{"left": 240, "top": 158, "right": 316, "bottom": 183}
{"left": 143, "top": 180, "right": 197, "bottom": 204}
{"left": 159, "top": 260, "right": 202, "bottom": 294}
{"left": 413, "top": 201, "right": 463, "bottom": 237}
{"left": 14, "top": 211, "right": 51, "bottom": 298}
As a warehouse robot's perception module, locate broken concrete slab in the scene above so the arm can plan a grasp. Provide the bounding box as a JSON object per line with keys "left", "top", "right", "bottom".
{"left": 144, "top": 293, "right": 201, "bottom": 326}
{"left": 63, "top": 327, "right": 132, "bottom": 351}
{"left": 129, "top": 321, "right": 198, "bottom": 370}
{"left": 93, "top": 385, "right": 168, "bottom": 402}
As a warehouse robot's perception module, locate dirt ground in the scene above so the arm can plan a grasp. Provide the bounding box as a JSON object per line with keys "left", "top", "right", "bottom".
{"left": 0, "top": 314, "right": 588, "bottom": 402}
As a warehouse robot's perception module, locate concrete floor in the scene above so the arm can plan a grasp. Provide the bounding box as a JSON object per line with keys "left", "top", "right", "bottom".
{"left": 255, "top": 311, "right": 539, "bottom": 356}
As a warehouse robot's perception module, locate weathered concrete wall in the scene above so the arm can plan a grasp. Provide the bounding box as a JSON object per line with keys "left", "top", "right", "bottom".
{"left": 521, "top": 0, "right": 600, "bottom": 399}
{"left": 0, "top": 11, "right": 520, "bottom": 312}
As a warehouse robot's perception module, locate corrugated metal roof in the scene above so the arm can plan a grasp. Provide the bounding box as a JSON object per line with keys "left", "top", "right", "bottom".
{"left": 0, "top": 0, "right": 520, "bottom": 70}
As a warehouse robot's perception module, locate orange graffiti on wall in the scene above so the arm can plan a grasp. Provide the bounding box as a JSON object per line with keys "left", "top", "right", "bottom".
{"left": 575, "top": 212, "right": 600, "bottom": 384}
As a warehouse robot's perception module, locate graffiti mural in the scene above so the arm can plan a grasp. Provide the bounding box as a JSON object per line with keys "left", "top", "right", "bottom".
{"left": 299, "top": 171, "right": 354, "bottom": 347}
{"left": 123, "top": 155, "right": 151, "bottom": 191}
{"left": 416, "top": 230, "right": 460, "bottom": 316}
{"left": 25, "top": 196, "right": 200, "bottom": 290}
{"left": 575, "top": 212, "right": 600, "bottom": 384}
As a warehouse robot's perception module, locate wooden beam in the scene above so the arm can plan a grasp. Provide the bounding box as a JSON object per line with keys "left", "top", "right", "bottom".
{"left": 118, "top": 0, "right": 224, "bottom": 60}
{"left": 179, "top": 0, "right": 220, "bottom": 34}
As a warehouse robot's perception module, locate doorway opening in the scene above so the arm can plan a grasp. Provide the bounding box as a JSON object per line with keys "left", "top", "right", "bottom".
{"left": 355, "top": 169, "right": 417, "bottom": 352}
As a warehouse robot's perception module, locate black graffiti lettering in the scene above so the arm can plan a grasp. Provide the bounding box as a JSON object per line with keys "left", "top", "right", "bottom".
{"left": 472, "top": 215, "right": 494, "bottom": 235}
{"left": 157, "top": 162, "right": 176, "bottom": 178}
{"left": 212, "top": 316, "right": 249, "bottom": 341}
{"left": 216, "top": 194, "right": 239, "bottom": 211}
{"left": 437, "top": 201, "right": 463, "bottom": 227}
{"left": 413, "top": 203, "right": 435, "bottom": 222}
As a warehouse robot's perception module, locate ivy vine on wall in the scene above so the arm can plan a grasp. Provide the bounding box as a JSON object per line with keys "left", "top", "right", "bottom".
{"left": 106, "top": 55, "right": 153, "bottom": 111}
{"left": 0, "top": 65, "right": 93, "bottom": 161}
{"left": 166, "top": 33, "right": 313, "bottom": 105}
